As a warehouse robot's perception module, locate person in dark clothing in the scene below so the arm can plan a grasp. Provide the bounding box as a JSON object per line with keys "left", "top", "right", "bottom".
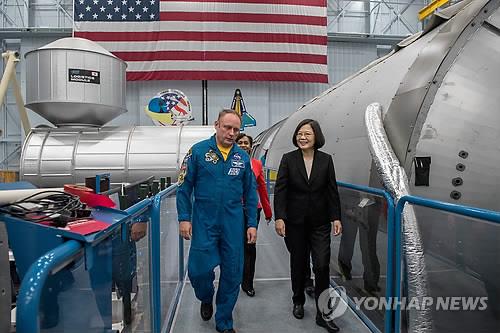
{"left": 236, "top": 133, "right": 273, "bottom": 297}
{"left": 274, "top": 119, "right": 342, "bottom": 333}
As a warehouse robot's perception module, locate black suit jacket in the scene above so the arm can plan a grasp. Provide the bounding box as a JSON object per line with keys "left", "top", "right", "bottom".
{"left": 274, "top": 149, "right": 341, "bottom": 226}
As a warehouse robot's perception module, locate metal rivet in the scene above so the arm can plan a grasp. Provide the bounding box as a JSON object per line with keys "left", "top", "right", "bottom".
{"left": 456, "top": 163, "right": 465, "bottom": 172}
{"left": 450, "top": 191, "right": 461, "bottom": 200}
{"left": 458, "top": 150, "right": 468, "bottom": 159}
{"left": 452, "top": 177, "right": 463, "bottom": 186}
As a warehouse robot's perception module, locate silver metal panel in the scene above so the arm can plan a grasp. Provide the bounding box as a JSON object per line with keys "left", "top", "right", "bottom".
{"left": 384, "top": 0, "right": 488, "bottom": 164}
{"left": 19, "top": 131, "right": 46, "bottom": 182}
{"left": 20, "top": 126, "right": 214, "bottom": 187}
{"left": 23, "top": 146, "right": 43, "bottom": 159}
{"left": 74, "top": 155, "right": 126, "bottom": 169}
{"left": 41, "top": 145, "right": 74, "bottom": 158}
{"left": 129, "top": 128, "right": 180, "bottom": 154}
{"left": 128, "top": 154, "right": 178, "bottom": 170}
{"left": 77, "top": 139, "right": 128, "bottom": 154}
{"left": 411, "top": 24, "right": 500, "bottom": 211}
{"left": 265, "top": 28, "right": 438, "bottom": 185}
{"left": 25, "top": 37, "right": 127, "bottom": 127}
{"left": 253, "top": 119, "right": 284, "bottom": 161}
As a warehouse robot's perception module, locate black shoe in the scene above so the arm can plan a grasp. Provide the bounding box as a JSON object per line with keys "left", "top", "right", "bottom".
{"left": 242, "top": 285, "right": 255, "bottom": 297}
{"left": 293, "top": 304, "right": 304, "bottom": 319}
{"left": 200, "top": 302, "right": 213, "bottom": 321}
{"left": 217, "top": 330, "right": 236, "bottom": 333}
{"left": 316, "top": 315, "right": 340, "bottom": 333}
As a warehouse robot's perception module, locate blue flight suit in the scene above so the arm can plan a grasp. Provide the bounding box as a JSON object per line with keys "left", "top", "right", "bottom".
{"left": 176, "top": 135, "right": 257, "bottom": 331}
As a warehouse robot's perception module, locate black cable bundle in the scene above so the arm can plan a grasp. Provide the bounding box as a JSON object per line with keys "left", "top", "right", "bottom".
{"left": 0, "top": 190, "right": 91, "bottom": 227}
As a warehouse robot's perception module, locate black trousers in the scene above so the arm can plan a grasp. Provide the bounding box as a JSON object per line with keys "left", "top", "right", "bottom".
{"left": 338, "top": 206, "right": 380, "bottom": 289}
{"left": 242, "top": 208, "right": 261, "bottom": 290}
{"left": 284, "top": 222, "right": 331, "bottom": 312}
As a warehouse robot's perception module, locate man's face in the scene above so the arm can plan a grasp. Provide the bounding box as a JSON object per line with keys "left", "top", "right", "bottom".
{"left": 215, "top": 113, "right": 241, "bottom": 148}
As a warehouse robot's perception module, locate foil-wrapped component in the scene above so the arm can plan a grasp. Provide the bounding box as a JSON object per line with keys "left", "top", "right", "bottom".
{"left": 365, "top": 102, "right": 431, "bottom": 332}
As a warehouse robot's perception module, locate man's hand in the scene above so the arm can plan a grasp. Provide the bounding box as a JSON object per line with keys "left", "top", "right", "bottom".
{"left": 332, "top": 220, "right": 342, "bottom": 236}
{"left": 247, "top": 227, "right": 257, "bottom": 244}
{"left": 275, "top": 219, "right": 286, "bottom": 237}
{"left": 179, "top": 221, "right": 192, "bottom": 240}
{"left": 131, "top": 222, "right": 147, "bottom": 241}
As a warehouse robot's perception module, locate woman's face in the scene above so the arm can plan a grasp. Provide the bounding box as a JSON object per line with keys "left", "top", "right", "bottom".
{"left": 296, "top": 124, "right": 315, "bottom": 151}
{"left": 237, "top": 135, "right": 252, "bottom": 154}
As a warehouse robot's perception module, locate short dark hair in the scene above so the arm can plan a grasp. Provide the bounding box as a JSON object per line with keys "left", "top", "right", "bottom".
{"left": 217, "top": 109, "right": 242, "bottom": 123}
{"left": 236, "top": 133, "right": 253, "bottom": 146}
{"left": 292, "top": 119, "right": 325, "bottom": 149}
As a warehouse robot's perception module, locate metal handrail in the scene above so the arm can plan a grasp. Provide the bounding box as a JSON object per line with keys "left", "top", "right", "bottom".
{"left": 14, "top": 197, "right": 154, "bottom": 332}
{"left": 337, "top": 181, "right": 396, "bottom": 333}
{"left": 16, "top": 240, "right": 83, "bottom": 333}
{"left": 150, "top": 183, "right": 178, "bottom": 333}
{"left": 393, "top": 195, "right": 500, "bottom": 333}
{"left": 16, "top": 180, "right": 500, "bottom": 333}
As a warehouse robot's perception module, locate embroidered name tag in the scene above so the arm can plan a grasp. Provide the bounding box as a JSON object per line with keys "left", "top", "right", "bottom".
{"left": 228, "top": 168, "right": 240, "bottom": 176}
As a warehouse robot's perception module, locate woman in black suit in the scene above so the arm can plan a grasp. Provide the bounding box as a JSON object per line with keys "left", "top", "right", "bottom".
{"left": 274, "top": 119, "right": 342, "bottom": 333}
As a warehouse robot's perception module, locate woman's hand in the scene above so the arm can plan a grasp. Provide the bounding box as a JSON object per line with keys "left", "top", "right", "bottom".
{"left": 275, "top": 219, "right": 286, "bottom": 237}
{"left": 332, "top": 220, "right": 342, "bottom": 236}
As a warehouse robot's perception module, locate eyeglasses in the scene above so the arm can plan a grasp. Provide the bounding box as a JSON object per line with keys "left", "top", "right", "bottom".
{"left": 296, "top": 132, "right": 314, "bottom": 138}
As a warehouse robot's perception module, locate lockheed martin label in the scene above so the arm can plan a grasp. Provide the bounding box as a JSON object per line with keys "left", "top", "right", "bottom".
{"left": 68, "top": 69, "right": 100, "bottom": 84}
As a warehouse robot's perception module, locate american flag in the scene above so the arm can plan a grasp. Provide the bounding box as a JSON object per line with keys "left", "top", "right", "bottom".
{"left": 74, "top": 0, "right": 328, "bottom": 83}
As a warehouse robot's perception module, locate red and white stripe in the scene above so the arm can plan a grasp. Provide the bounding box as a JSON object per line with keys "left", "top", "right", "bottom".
{"left": 74, "top": 0, "right": 328, "bottom": 83}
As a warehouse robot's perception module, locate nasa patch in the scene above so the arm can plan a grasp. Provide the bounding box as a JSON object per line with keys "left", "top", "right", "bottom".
{"left": 178, "top": 149, "right": 192, "bottom": 186}
{"left": 231, "top": 160, "right": 245, "bottom": 169}
{"left": 205, "top": 149, "right": 219, "bottom": 164}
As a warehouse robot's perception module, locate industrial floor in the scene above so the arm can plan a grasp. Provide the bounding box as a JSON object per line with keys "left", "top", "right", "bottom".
{"left": 170, "top": 221, "right": 371, "bottom": 333}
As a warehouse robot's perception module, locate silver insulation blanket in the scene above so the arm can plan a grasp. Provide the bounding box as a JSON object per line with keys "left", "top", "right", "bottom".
{"left": 365, "top": 102, "right": 431, "bottom": 332}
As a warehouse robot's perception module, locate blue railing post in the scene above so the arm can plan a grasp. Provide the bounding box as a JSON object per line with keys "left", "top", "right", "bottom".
{"left": 336, "top": 181, "right": 395, "bottom": 333}
{"left": 16, "top": 240, "right": 83, "bottom": 333}
{"left": 149, "top": 183, "right": 179, "bottom": 332}
{"left": 393, "top": 197, "right": 406, "bottom": 333}
{"left": 392, "top": 195, "right": 500, "bottom": 333}
{"left": 151, "top": 194, "right": 162, "bottom": 333}
{"left": 384, "top": 195, "right": 396, "bottom": 333}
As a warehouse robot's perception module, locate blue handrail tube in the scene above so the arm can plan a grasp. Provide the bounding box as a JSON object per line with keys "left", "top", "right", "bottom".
{"left": 337, "top": 181, "right": 396, "bottom": 333}
{"left": 151, "top": 184, "right": 178, "bottom": 332}
{"left": 16, "top": 240, "right": 83, "bottom": 333}
{"left": 393, "top": 195, "right": 500, "bottom": 333}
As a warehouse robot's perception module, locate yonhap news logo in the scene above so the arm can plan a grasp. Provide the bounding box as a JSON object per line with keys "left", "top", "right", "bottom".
{"left": 350, "top": 296, "right": 488, "bottom": 312}
{"left": 318, "top": 286, "right": 488, "bottom": 319}
{"left": 318, "top": 286, "right": 349, "bottom": 320}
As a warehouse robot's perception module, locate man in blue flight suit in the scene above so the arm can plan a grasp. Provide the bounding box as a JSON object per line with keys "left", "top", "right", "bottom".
{"left": 177, "top": 109, "right": 258, "bottom": 333}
